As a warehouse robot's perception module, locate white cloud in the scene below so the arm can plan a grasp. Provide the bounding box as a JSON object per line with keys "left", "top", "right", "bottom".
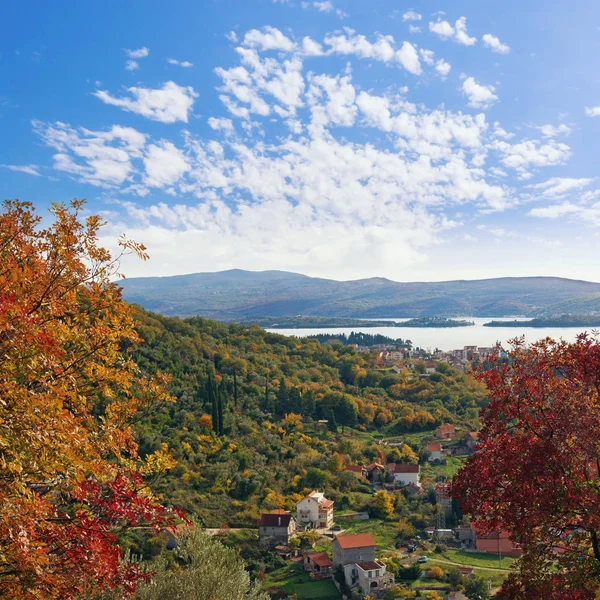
{"left": 94, "top": 81, "right": 198, "bottom": 123}
{"left": 208, "top": 117, "right": 234, "bottom": 132}
{"left": 482, "top": 34, "right": 510, "bottom": 54}
{"left": 429, "top": 17, "right": 477, "bottom": 46}
{"left": 408, "top": 25, "right": 421, "bottom": 34}
{"left": 302, "top": 37, "right": 325, "bottom": 56}
{"left": 538, "top": 123, "right": 571, "bottom": 137}
{"left": 435, "top": 59, "right": 451, "bottom": 78}
{"left": 226, "top": 31, "right": 238, "bottom": 43}
{"left": 324, "top": 30, "right": 422, "bottom": 74}
{"left": 0, "top": 164, "right": 41, "bottom": 176}
{"left": 32, "top": 120, "right": 146, "bottom": 187}
{"left": 243, "top": 26, "right": 295, "bottom": 52}
{"left": 429, "top": 20, "right": 455, "bottom": 39}
{"left": 313, "top": 1, "right": 333, "bottom": 12}
{"left": 168, "top": 58, "right": 194, "bottom": 68}
{"left": 396, "top": 42, "right": 422, "bottom": 75}
{"left": 461, "top": 77, "right": 498, "bottom": 109}
{"left": 454, "top": 17, "right": 477, "bottom": 46}
{"left": 143, "top": 141, "right": 189, "bottom": 188}
{"left": 125, "top": 60, "right": 139, "bottom": 71}
{"left": 402, "top": 11, "right": 422, "bottom": 22}
{"left": 125, "top": 47, "right": 149, "bottom": 59}
{"left": 494, "top": 139, "right": 571, "bottom": 176}
{"left": 529, "top": 202, "right": 582, "bottom": 219}
{"left": 530, "top": 177, "right": 592, "bottom": 197}
{"left": 585, "top": 106, "right": 600, "bottom": 117}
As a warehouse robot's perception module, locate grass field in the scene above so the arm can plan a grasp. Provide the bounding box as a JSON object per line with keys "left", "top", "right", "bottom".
{"left": 427, "top": 548, "right": 518, "bottom": 570}
{"left": 340, "top": 518, "right": 399, "bottom": 553}
{"left": 263, "top": 563, "right": 341, "bottom": 599}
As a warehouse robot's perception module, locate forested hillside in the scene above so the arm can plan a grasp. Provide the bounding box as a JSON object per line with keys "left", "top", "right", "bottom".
{"left": 120, "top": 269, "right": 600, "bottom": 318}
{"left": 131, "top": 309, "right": 488, "bottom": 527}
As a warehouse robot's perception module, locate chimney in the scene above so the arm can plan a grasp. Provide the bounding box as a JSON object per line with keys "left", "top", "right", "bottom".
{"left": 278, "top": 516, "right": 281, "bottom": 526}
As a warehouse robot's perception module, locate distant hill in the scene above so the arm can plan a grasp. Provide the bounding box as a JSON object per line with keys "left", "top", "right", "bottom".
{"left": 119, "top": 269, "right": 600, "bottom": 320}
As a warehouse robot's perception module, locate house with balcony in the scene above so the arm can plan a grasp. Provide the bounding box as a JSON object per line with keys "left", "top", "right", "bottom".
{"left": 296, "top": 490, "right": 334, "bottom": 529}
{"left": 343, "top": 560, "right": 394, "bottom": 597}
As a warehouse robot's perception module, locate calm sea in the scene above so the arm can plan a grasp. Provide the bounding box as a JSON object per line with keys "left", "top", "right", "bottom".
{"left": 266, "top": 317, "right": 596, "bottom": 352}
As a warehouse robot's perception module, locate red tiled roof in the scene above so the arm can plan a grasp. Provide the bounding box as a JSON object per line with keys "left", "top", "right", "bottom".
{"left": 395, "top": 464, "right": 419, "bottom": 473}
{"left": 321, "top": 499, "right": 334, "bottom": 508}
{"left": 334, "top": 533, "right": 375, "bottom": 549}
{"left": 467, "top": 431, "right": 480, "bottom": 440}
{"left": 365, "top": 462, "right": 384, "bottom": 471}
{"left": 387, "top": 463, "right": 396, "bottom": 470}
{"left": 307, "top": 552, "right": 332, "bottom": 567}
{"left": 427, "top": 443, "right": 442, "bottom": 451}
{"left": 345, "top": 465, "right": 365, "bottom": 473}
{"left": 437, "top": 424, "right": 455, "bottom": 432}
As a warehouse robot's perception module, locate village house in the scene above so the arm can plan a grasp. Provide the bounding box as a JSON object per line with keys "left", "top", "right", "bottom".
{"left": 343, "top": 559, "right": 394, "bottom": 596}
{"left": 345, "top": 465, "right": 368, "bottom": 480}
{"left": 303, "top": 552, "right": 333, "bottom": 577}
{"left": 462, "top": 431, "right": 480, "bottom": 453}
{"left": 365, "top": 462, "right": 385, "bottom": 483}
{"left": 427, "top": 442, "right": 443, "bottom": 462}
{"left": 455, "top": 525, "right": 477, "bottom": 547}
{"left": 476, "top": 529, "right": 523, "bottom": 557}
{"left": 258, "top": 510, "right": 296, "bottom": 548}
{"left": 393, "top": 463, "right": 420, "bottom": 487}
{"left": 296, "top": 490, "right": 334, "bottom": 529}
{"left": 435, "top": 424, "right": 455, "bottom": 439}
{"left": 332, "top": 533, "right": 376, "bottom": 567}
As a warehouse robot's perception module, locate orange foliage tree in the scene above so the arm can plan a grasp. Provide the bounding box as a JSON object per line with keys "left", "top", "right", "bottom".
{"left": 0, "top": 200, "right": 180, "bottom": 599}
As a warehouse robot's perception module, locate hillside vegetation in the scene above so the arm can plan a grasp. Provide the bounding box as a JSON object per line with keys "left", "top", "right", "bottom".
{"left": 120, "top": 269, "right": 600, "bottom": 319}
{"left": 131, "top": 309, "right": 487, "bottom": 526}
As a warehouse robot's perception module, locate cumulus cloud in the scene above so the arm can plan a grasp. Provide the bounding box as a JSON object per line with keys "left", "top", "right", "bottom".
{"left": 143, "top": 141, "right": 189, "bottom": 188}
{"left": 125, "top": 60, "right": 140, "bottom": 71}
{"left": 323, "top": 30, "right": 422, "bottom": 74}
{"left": 168, "top": 58, "right": 194, "bottom": 68}
{"left": 0, "top": 164, "right": 41, "bottom": 176}
{"left": 243, "top": 26, "right": 295, "bottom": 52}
{"left": 482, "top": 34, "right": 510, "bottom": 54}
{"left": 31, "top": 23, "right": 595, "bottom": 279}
{"left": 429, "top": 17, "right": 476, "bottom": 45}
{"left": 32, "top": 120, "right": 146, "bottom": 187}
{"left": 402, "top": 11, "right": 422, "bottom": 22}
{"left": 125, "top": 47, "right": 149, "bottom": 59}
{"left": 538, "top": 123, "right": 571, "bottom": 137}
{"left": 313, "top": 1, "right": 333, "bottom": 12}
{"left": 461, "top": 77, "right": 498, "bottom": 109}
{"left": 585, "top": 106, "right": 600, "bottom": 117}
{"left": 94, "top": 81, "right": 198, "bottom": 123}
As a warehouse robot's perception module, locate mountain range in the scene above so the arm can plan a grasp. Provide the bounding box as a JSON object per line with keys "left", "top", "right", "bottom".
{"left": 119, "top": 269, "right": 600, "bottom": 320}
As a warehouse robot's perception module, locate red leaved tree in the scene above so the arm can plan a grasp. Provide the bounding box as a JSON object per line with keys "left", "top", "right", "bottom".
{"left": 453, "top": 335, "right": 600, "bottom": 599}
{"left": 0, "top": 200, "right": 181, "bottom": 600}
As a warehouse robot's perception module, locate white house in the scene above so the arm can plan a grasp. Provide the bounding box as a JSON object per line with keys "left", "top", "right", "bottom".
{"left": 394, "top": 464, "right": 420, "bottom": 487}
{"left": 296, "top": 490, "right": 334, "bottom": 529}
{"left": 427, "top": 442, "right": 443, "bottom": 462}
{"left": 343, "top": 560, "right": 394, "bottom": 596}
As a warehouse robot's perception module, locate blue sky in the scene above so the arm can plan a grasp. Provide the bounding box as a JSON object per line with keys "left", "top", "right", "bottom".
{"left": 2, "top": 0, "right": 600, "bottom": 281}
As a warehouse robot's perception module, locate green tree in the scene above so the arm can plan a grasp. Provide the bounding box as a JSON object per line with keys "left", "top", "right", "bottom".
{"left": 464, "top": 577, "right": 490, "bottom": 600}
{"left": 131, "top": 530, "right": 269, "bottom": 600}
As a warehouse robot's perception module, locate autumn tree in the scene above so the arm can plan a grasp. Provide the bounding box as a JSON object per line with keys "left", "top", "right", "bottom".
{"left": 372, "top": 490, "right": 395, "bottom": 519}
{"left": 0, "top": 200, "right": 179, "bottom": 600}
{"left": 453, "top": 336, "right": 600, "bottom": 599}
